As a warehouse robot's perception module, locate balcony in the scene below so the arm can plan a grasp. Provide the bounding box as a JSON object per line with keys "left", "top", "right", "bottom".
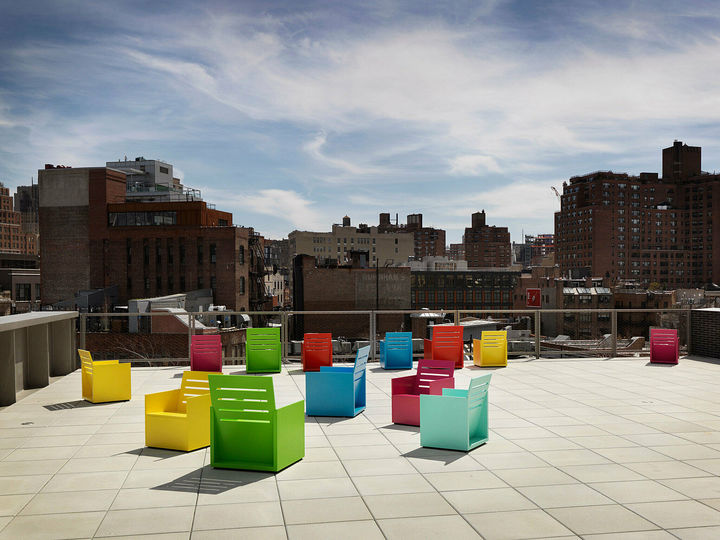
{"left": 1, "top": 309, "right": 718, "bottom": 538}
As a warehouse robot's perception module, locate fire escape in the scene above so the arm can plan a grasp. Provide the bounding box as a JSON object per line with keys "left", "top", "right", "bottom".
{"left": 248, "top": 232, "right": 269, "bottom": 312}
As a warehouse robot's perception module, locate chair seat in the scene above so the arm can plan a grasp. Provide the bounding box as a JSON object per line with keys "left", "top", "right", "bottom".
{"left": 146, "top": 411, "right": 187, "bottom": 419}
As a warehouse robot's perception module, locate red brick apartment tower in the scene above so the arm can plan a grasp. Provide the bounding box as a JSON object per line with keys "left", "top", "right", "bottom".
{"left": 555, "top": 141, "right": 720, "bottom": 288}
{"left": 462, "top": 211, "right": 511, "bottom": 267}
{"left": 377, "top": 212, "right": 447, "bottom": 259}
{"left": 39, "top": 165, "right": 255, "bottom": 309}
{"left": 0, "top": 183, "right": 37, "bottom": 255}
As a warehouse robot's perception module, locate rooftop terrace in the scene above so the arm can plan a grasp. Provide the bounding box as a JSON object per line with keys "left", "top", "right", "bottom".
{"left": 2, "top": 356, "right": 720, "bottom": 539}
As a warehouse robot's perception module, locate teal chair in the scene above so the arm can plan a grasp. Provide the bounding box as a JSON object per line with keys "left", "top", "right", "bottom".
{"left": 419, "top": 373, "right": 491, "bottom": 451}
{"left": 208, "top": 374, "right": 304, "bottom": 472}
{"left": 246, "top": 327, "right": 281, "bottom": 373}
{"left": 305, "top": 345, "right": 369, "bottom": 417}
{"left": 379, "top": 332, "right": 413, "bottom": 369}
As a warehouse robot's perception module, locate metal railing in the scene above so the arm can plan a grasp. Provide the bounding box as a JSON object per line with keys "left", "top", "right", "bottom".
{"left": 76, "top": 307, "right": 694, "bottom": 366}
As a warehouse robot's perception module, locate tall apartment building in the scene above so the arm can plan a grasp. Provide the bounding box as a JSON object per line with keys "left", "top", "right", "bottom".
{"left": 289, "top": 216, "right": 415, "bottom": 267}
{"left": 378, "top": 212, "right": 446, "bottom": 259}
{"left": 14, "top": 183, "right": 39, "bottom": 235}
{"left": 447, "top": 243, "right": 465, "bottom": 261}
{"left": 39, "top": 165, "right": 262, "bottom": 310}
{"left": 0, "top": 183, "right": 37, "bottom": 256}
{"left": 462, "top": 211, "right": 511, "bottom": 268}
{"left": 555, "top": 141, "right": 720, "bottom": 288}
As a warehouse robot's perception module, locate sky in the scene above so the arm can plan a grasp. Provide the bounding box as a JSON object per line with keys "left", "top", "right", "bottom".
{"left": 2, "top": 0, "right": 720, "bottom": 244}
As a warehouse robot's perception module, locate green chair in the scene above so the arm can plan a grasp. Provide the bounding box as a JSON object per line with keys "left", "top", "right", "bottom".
{"left": 419, "top": 373, "right": 491, "bottom": 451}
{"left": 208, "top": 374, "right": 304, "bottom": 472}
{"left": 246, "top": 328, "right": 282, "bottom": 373}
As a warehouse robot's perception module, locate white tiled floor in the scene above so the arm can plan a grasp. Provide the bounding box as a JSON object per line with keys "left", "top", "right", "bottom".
{"left": 2, "top": 356, "right": 720, "bottom": 539}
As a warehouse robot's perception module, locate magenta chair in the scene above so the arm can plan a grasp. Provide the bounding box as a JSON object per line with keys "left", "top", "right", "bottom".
{"left": 391, "top": 358, "right": 455, "bottom": 426}
{"left": 650, "top": 328, "right": 679, "bottom": 364}
{"left": 191, "top": 334, "right": 222, "bottom": 372}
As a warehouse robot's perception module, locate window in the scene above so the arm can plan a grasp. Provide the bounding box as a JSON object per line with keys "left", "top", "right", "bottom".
{"left": 197, "top": 239, "right": 204, "bottom": 264}
{"left": 210, "top": 243, "right": 216, "bottom": 264}
{"left": 143, "top": 239, "right": 149, "bottom": 266}
{"left": 238, "top": 245, "right": 245, "bottom": 264}
{"left": 180, "top": 275, "right": 185, "bottom": 291}
{"left": 159, "top": 166, "right": 169, "bottom": 174}
{"left": 179, "top": 241, "right": 186, "bottom": 265}
{"left": 239, "top": 276, "right": 245, "bottom": 294}
{"left": 167, "top": 240, "right": 174, "bottom": 265}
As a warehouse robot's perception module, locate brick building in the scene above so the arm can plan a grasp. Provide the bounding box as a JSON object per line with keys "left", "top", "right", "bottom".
{"left": 462, "top": 211, "right": 511, "bottom": 268}
{"left": 39, "top": 165, "right": 261, "bottom": 310}
{"left": 411, "top": 268, "right": 519, "bottom": 311}
{"left": 292, "top": 254, "right": 411, "bottom": 339}
{"left": 378, "top": 212, "right": 446, "bottom": 259}
{"left": 555, "top": 141, "right": 720, "bottom": 288}
{"left": 0, "top": 183, "right": 37, "bottom": 256}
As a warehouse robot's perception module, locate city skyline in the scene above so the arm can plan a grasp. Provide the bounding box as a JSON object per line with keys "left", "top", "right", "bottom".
{"left": 2, "top": 1, "right": 720, "bottom": 243}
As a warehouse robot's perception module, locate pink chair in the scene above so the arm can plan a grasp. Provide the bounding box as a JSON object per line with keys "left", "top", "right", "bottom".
{"left": 650, "top": 328, "right": 679, "bottom": 364}
{"left": 191, "top": 335, "right": 222, "bottom": 372}
{"left": 424, "top": 325, "right": 464, "bottom": 369}
{"left": 391, "top": 359, "right": 455, "bottom": 426}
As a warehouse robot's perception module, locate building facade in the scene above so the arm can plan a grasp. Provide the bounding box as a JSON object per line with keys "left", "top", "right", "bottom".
{"left": 39, "top": 165, "right": 261, "bottom": 310}
{"left": 555, "top": 141, "right": 720, "bottom": 288}
{"left": 462, "top": 211, "right": 511, "bottom": 268}
{"left": 411, "top": 268, "right": 520, "bottom": 311}
{"left": 0, "top": 183, "right": 37, "bottom": 255}
{"left": 378, "top": 212, "right": 446, "bottom": 259}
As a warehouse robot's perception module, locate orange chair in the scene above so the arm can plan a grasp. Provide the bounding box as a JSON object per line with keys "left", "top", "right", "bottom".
{"left": 424, "top": 325, "right": 465, "bottom": 369}
{"left": 301, "top": 333, "right": 333, "bottom": 372}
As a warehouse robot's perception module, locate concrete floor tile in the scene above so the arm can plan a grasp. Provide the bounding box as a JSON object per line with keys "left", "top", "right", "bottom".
{"left": 443, "top": 487, "right": 537, "bottom": 513}
{"left": 0, "top": 475, "right": 50, "bottom": 495}
{"left": 276, "top": 460, "right": 348, "bottom": 481}
{"left": 364, "top": 491, "right": 457, "bottom": 519}
{"left": 0, "top": 511, "right": 105, "bottom": 540}
{"left": 627, "top": 500, "right": 720, "bottom": 529}
{"left": 560, "top": 463, "right": 645, "bottom": 483}
{"left": 424, "top": 470, "right": 507, "bottom": 491}
{"left": 668, "top": 525, "right": 720, "bottom": 539}
{"left": 191, "top": 526, "right": 287, "bottom": 539}
{"left": 589, "top": 479, "right": 688, "bottom": 503}
{"left": 281, "top": 496, "right": 371, "bottom": 524}
{"left": 518, "top": 483, "right": 613, "bottom": 508}
{"left": 277, "top": 477, "right": 358, "bottom": 500}
{"left": 286, "top": 520, "right": 384, "bottom": 540}
{"left": 547, "top": 504, "right": 658, "bottom": 535}
{"left": 96, "top": 506, "right": 195, "bottom": 537}
{"left": 493, "top": 466, "right": 578, "bottom": 487}
{"left": 110, "top": 486, "right": 198, "bottom": 510}
{"left": 0, "top": 494, "right": 32, "bottom": 517}
{"left": 193, "top": 501, "right": 284, "bottom": 530}
{"left": 378, "top": 514, "right": 481, "bottom": 539}
{"left": 465, "top": 508, "right": 573, "bottom": 539}
{"left": 352, "top": 473, "right": 435, "bottom": 495}
{"left": 660, "top": 477, "right": 720, "bottom": 499}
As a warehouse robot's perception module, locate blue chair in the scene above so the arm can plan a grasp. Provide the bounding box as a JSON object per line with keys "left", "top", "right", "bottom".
{"left": 305, "top": 345, "right": 369, "bottom": 417}
{"left": 420, "top": 373, "right": 491, "bottom": 451}
{"left": 379, "top": 332, "right": 413, "bottom": 369}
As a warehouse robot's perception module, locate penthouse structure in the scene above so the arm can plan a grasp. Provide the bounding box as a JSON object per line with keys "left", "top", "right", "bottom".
{"left": 555, "top": 141, "right": 720, "bottom": 288}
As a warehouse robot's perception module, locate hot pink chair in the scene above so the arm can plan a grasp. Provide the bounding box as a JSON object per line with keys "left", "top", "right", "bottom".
{"left": 391, "top": 359, "right": 455, "bottom": 426}
{"left": 424, "top": 325, "right": 465, "bottom": 369}
{"left": 650, "top": 328, "right": 679, "bottom": 364}
{"left": 191, "top": 334, "right": 222, "bottom": 372}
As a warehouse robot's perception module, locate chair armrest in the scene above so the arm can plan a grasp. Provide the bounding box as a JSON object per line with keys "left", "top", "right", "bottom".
{"left": 428, "top": 377, "right": 454, "bottom": 395}
{"left": 442, "top": 388, "right": 468, "bottom": 398}
{"left": 391, "top": 375, "right": 415, "bottom": 395}
{"left": 423, "top": 339, "right": 432, "bottom": 359}
{"left": 186, "top": 392, "right": 211, "bottom": 416}
{"left": 95, "top": 362, "right": 131, "bottom": 376}
{"left": 276, "top": 400, "right": 305, "bottom": 421}
{"left": 93, "top": 360, "right": 120, "bottom": 365}
{"left": 145, "top": 389, "right": 180, "bottom": 413}
{"left": 420, "top": 393, "right": 467, "bottom": 416}
{"left": 319, "top": 366, "right": 353, "bottom": 373}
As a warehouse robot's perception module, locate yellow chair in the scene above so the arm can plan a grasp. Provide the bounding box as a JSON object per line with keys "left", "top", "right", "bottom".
{"left": 145, "top": 371, "right": 213, "bottom": 451}
{"left": 473, "top": 331, "right": 508, "bottom": 367}
{"left": 79, "top": 349, "right": 131, "bottom": 403}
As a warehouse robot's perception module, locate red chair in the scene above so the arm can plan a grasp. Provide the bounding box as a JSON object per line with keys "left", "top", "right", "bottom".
{"left": 191, "top": 335, "right": 222, "bottom": 372}
{"left": 650, "top": 328, "right": 679, "bottom": 364}
{"left": 424, "top": 325, "right": 465, "bottom": 369}
{"left": 302, "top": 333, "right": 332, "bottom": 372}
{"left": 391, "top": 359, "right": 455, "bottom": 426}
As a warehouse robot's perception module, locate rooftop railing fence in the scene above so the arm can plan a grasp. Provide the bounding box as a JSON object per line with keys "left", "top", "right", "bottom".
{"left": 77, "top": 308, "right": 692, "bottom": 367}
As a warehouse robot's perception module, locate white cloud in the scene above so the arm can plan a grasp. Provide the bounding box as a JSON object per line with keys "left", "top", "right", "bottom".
{"left": 449, "top": 154, "right": 501, "bottom": 175}
{"left": 303, "top": 131, "right": 383, "bottom": 176}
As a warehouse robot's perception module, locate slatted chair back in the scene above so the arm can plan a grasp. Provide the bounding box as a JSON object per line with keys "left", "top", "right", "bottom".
{"left": 481, "top": 330, "right": 506, "bottom": 348}
{"left": 414, "top": 358, "right": 455, "bottom": 395}
{"left": 247, "top": 328, "right": 281, "bottom": 354}
{"left": 383, "top": 332, "right": 413, "bottom": 368}
{"left": 176, "top": 371, "right": 211, "bottom": 413}
{"left": 430, "top": 326, "right": 464, "bottom": 363}
{"left": 466, "top": 374, "right": 491, "bottom": 443}
{"left": 353, "top": 345, "right": 369, "bottom": 408}
{"left": 650, "top": 328, "right": 679, "bottom": 363}
{"left": 191, "top": 334, "right": 222, "bottom": 371}
{"left": 650, "top": 328, "right": 677, "bottom": 346}
{"left": 302, "top": 333, "right": 332, "bottom": 370}
{"left": 209, "top": 374, "right": 275, "bottom": 422}
{"left": 79, "top": 349, "right": 94, "bottom": 398}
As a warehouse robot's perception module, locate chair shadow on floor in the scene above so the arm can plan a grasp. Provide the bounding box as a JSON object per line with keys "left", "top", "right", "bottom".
{"left": 402, "top": 446, "right": 468, "bottom": 465}
{"left": 43, "top": 400, "right": 101, "bottom": 411}
{"left": 152, "top": 465, "right": 272, "bottom": 494}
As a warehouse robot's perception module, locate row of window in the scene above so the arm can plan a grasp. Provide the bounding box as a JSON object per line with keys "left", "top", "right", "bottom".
{"left": 109, "top": 211, "right": 177, "bottom": 227}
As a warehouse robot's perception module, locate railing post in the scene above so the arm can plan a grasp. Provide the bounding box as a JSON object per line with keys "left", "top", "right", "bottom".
{"left": 686, "top": 307, "right": 692, "bottom": 354}
{"left": 281, "top": 311, "right": 288, "bottom": 362}
{"left": 454, "top": 309, "right": 460, "bottom": 325}
{"left": 188, "top": 311, "right": 194, "bottom": 366}
{"left": 370, "top": 311, "right": 376, "bottom": 362}
{"left": 79, "top": 313, "right": 86, "bottom": 351}
{"left": 611, "top": 310, "right": 617, "bottom": 358}
{"left": 534, "top": 310, "right": 540, "bottom": 359}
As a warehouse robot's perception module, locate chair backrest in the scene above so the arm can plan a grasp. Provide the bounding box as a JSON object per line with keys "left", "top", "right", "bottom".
{"left": 650, "top": 328, "right": 677, "bottom": 345}
{"left": 247, "top": 327, "right": 281, "bottom": 349}
{"left": 78, "top": 349, "right": 93, "bottom": 374}
{"left": 414, "top": 358, "right": 454, "bottom": 395}
{"left": 429, "top": 326, "right": 463, "bottom": 361}
{"left": 208, "top": 374, "right": 276, "bottom": 424}
{"left": 467, "top": 374, "right": 491, "bottom": 440}
{"left": 481, "top": 330, "right": 507, "bottom": 347}
{"left": 191, "top": 334, "right": 222, "bottom": 361}
{"left": 177, "top": 371, "right": 211, "bottom": 413}
{"left": 303, "top": 333, "right": 332, "bottom": 354}
{"left": 353, "top": 345, "right": 369, "bottom": 405}
{"left": 385, "top": 332, "right": 412, "bottom": 350}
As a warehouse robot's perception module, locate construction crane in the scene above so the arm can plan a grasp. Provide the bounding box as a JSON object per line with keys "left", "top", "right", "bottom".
{"left": 551, "top": 186, "right": 560, "bottom": 200}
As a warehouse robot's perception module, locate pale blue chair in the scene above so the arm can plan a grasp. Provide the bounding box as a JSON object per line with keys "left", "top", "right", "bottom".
{"left": 379, "top": 332, "right": 413, "bottom": 369}
{"left": 305, "top": 345, "right": 369, "bottom": 417}
{"left": 419, "top": 373, "right": 491, "bottom": 451}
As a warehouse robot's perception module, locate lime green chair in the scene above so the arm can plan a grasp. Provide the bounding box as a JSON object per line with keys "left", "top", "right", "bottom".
{"left": 420, "top": 373, "right": 491, "bottom": 451}
{"left": 246, "top": 328, "right": 281, "bottom": 373}
{"left": 208, "top": 374, "right": 304, "bottom": 472}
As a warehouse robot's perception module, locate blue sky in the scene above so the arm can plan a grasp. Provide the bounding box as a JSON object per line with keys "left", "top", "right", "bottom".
{"left": 2, "top": 0, "right": 720, "bottom": 244}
